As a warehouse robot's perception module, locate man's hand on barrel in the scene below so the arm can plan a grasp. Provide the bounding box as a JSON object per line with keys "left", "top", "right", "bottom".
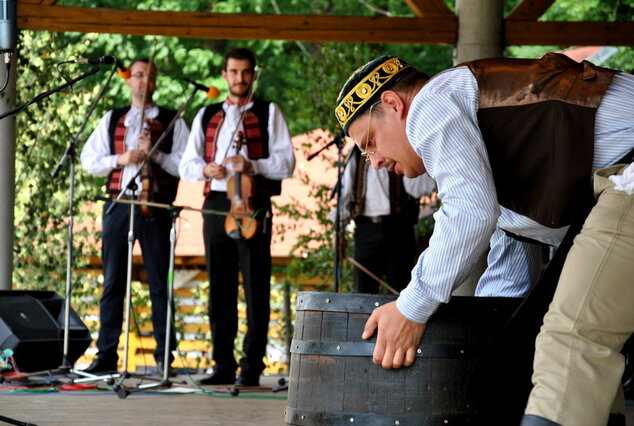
{"left": 362, "top": 301, "right": 426, "bottom": 369}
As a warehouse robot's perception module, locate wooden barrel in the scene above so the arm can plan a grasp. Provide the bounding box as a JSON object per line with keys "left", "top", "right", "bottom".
{"left": 285, "top": 292, "right": 521, "bottom": 425}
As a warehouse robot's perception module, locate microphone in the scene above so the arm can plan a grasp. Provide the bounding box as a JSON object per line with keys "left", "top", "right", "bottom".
{"left": 115, "top": 58, "right": 131, "bottom": 80}
{"left": 70, "top": 56, "right": 117, "bottom": 65}
{"left": 183, "top": 78, "right": 220, "bottom": 99}
{"left": 0, "top": 0, "right": 16, "bottom": 54}
{"left": 0, "top": 0, "right": 16, "bottom": 66}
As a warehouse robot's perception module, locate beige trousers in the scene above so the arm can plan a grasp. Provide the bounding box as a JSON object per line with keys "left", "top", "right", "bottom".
{"left": 525, "top": 164, "right": 634, "bottom": 426}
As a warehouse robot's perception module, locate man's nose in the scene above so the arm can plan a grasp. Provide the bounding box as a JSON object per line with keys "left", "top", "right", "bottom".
{"left": 370, "top": 154, "right": 386, "bottom": 170}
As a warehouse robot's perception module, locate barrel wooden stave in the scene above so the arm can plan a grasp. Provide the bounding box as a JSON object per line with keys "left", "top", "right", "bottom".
{"left": 286, "top": 292, "right": 521, "bottom": 425}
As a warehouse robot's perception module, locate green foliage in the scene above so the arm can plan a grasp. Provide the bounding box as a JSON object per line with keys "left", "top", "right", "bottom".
{"left": 273, "top": 39, "right": 451, "bottom": 292}
{"left": 273, "top": 145, "right": 355, "bottom": 292}
{"left": 12, "top": 0, "right": 634, "bottom": 328}
{"left": 13, "top": 31, "right": 104, "bottom": 302}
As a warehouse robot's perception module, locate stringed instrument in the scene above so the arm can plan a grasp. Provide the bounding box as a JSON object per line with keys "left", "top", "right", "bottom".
{"left": 225, "top": 131, "right": 258, "bottom": 240}
{"left": 137, "top": 60, "right": 154, "bottom": 218}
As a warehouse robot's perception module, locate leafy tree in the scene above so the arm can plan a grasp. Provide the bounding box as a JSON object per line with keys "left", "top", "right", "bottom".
{"left": 11, "top": 0, "right": 634, "bottom": 338}
{"left": 13, "top": 31, "right": 105, "bottom": 311}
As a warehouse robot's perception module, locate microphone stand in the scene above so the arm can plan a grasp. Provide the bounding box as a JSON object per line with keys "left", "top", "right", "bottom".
{"left": 107, "top": 87, "right": 199, "bottom": 398}
{"left": 332, "top": 134, "right": 344, "bottom": 292}
{"left": 1, "top": 64, "right": 120, "bottom": 385}
{"left": 0, "top": 65, "right": 101, "bottom": 120}
{"left": 306, "top": 136, "right": 340, "bottom": 161}
{"left": 307, "top": 133, "right": 345, "bottom": 292}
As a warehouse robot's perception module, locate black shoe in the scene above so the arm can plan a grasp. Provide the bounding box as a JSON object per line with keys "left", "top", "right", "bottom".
{"left": 197, "top": 369, "right": 236, "bottom": 385}
{"left": 82, "top": 358, "right": 118, "bottom": 374}
{"left": 156, "top": 362, "right": 177, "bottom": 378}
{"left": 235, "top": 373, "right": 260, "bottom": 387}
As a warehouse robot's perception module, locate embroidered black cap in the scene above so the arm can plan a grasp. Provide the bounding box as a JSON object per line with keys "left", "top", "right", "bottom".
{"left": 335, "top": 56, "right": 414, "bottom": 135}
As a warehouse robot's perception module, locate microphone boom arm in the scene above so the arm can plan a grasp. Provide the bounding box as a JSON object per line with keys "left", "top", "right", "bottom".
{"left": 0, "top": 65, "right": 101, "bottom": 120}
{"left": 52, "top": 65, "right": 118, "bottom": 179}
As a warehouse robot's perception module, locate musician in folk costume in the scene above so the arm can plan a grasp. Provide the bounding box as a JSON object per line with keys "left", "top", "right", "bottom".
{"left": 81, "top": 58, "right": 189, "bottom": 374}
{"left": 334, "top": 54, "right": 634, "bottom": 425}
{"left": 179, "top": 48, "right": 295, "bottom": 386}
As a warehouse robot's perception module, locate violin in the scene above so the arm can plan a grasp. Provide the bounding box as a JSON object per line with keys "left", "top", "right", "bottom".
{"left": 137, "top": 59, "right": 154, "bottom": 218}
{"left": 225, "top": 131, "right": 258, "bottom": 240}
{"left": 138, "top": 117, "right": 154, "bottom": 218}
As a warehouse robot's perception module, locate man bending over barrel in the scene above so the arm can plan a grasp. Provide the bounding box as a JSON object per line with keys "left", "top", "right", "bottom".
{"left": 334, "top": 54, "right": 634, "bottom": 426}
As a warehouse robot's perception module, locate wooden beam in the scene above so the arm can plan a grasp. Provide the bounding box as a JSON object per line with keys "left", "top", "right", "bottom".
{"left": 505, "top": 21, "right": 634, "bottom": 46}
{"left": 20, "top": 0, "right": 58, "bottom": 4}
{"left": 16, "top": 4, "right": 457, "bottom": 45}
{"left": 404, "top": 0, "right": 454, "bottom": 18}
{"left": 507, "top": 0, "right": 555, "bottom": 20}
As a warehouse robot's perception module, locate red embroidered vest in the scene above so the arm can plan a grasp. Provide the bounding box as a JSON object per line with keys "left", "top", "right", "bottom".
{"left": 106, "top": 106, "right": 180, "bottom": 203}
{"left": 201, "top": 98, "right": 281, "bottom": 197}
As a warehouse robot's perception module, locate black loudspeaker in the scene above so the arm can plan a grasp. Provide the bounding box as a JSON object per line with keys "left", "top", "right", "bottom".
{"left": 0, "top": 290, "right": 92, "bottom": 372}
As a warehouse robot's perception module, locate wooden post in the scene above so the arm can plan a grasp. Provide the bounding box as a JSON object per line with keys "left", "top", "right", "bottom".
{"left": 0, "top": 53, "right": 16, "bottom": 290}
{"left": 451, "top": 0, "right": 504, "bottom": 294}
{"left": 454, "top": 0, "right": 504, "bottom": 64}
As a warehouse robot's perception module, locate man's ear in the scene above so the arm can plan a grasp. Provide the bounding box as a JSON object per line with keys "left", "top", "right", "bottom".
{"left": 380, "top": 90, "right": 405, "bottom": 118}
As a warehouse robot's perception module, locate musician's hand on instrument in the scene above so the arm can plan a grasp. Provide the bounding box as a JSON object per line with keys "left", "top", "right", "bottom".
{"left": 223, "top": 155, "right": 253, "bottom": 173}
{"left": 203, "top": 162, "right": 227, "bottom": 180}
{"left": 137, "top": 134, "right": 158, "bottom": 161}
{"left": 362, "top": 301, "right": 426, "bottom": 369}
{"left": 116, "top": 149, "right": 145, "bottom": 166}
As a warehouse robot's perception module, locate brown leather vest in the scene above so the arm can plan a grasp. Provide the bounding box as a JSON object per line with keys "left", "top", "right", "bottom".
{"left": 460, "top": 52, "right": 615, "bottom": 228}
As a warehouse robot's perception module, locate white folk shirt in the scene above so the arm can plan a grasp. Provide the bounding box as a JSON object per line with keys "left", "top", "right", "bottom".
{"left": 179, "top": 100, "right": 295, "bottom": 190}
{"left": 80, "top": 104, "right": 190, "bottom": 195}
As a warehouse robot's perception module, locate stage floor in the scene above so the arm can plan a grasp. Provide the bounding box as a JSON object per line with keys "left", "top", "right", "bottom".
{"left": 0, "top": 373, "right": 289, "bottom": 425}
{"left": 1, "top": 372, "right": 634, "bottom": 425}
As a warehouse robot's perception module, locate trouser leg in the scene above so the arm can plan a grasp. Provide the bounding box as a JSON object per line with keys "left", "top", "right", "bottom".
{"left": 525, "top": 165, "right": 634, "bottom": 426}
{"left": 137, "top": 207, "right": 175, "bottom": 364}
{"left": 384, "top": 218, "right": 416, "bottom": 293}
{"left": 353, "top": 218, "right": 384, "bottom": 294}
{"left": 203, "top": 194, "right": 239, "bottom": 372}
{"left": 96, "top": 203, "right": 129, "bottom": 361}
{"left": 238, "top": 198, "right": 272, "bottom": 376}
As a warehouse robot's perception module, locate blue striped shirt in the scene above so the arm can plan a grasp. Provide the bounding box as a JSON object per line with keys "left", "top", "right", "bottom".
{"left": 398, "top": 67, "right": 634, "bottom": 324}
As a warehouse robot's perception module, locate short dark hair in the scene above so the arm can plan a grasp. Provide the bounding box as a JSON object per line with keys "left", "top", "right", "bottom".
{"left": 129, "top": 58, "right": 157, "bottom": 73}
{"left": 391, "top": 70, "right": 429, "bottom": 93}
{"left": 223, "top": 48, "right": 256, "bottom": 70}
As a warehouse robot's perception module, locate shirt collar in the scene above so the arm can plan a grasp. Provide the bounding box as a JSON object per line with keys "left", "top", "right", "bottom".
{"left": 124, "top": 104, "right": 159, "bottom": 128}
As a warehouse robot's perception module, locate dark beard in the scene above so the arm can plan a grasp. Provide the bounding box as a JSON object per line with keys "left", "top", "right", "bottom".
{"left": 229, "top": 84, "right": 250, "bottom": 98}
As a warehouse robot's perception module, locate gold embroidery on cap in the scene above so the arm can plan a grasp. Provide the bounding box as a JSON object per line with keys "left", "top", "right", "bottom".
{"left": 335, "top": 57, "right": 410, "bottom": 129}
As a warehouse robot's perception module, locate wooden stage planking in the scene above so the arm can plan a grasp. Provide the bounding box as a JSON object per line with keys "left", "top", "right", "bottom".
{"left": 1, "top": 373, "right": 634, "bottom": 425}
{"left": 0, "top": 374, "right": 288, "bottom": 425}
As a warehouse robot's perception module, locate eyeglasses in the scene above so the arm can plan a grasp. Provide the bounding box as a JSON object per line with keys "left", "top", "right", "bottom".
{"left": 360, "top": 101, "right": 380, "bottom": 163}
{"left": 130, "top": 72, "right": 157, "bottom": 80}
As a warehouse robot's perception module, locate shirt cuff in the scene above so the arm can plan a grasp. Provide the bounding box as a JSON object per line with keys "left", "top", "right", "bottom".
{"left": 154, "top": 151, "right": 165, "bottom": 166}
{"left": 396, "top": 284, "right": 442, "bottom": 324}
{"left": 108, "top": 155, "right": 120, "bottom": 170}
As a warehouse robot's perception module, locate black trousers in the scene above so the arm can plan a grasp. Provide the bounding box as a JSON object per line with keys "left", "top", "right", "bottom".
{"left": 353, "top": 215, "right": 417, "bottom": 294}
{"left": 97, "top": 202, "right": 176, "bottom": 364}
{"left": 203, "top": 192, "right": 272, "bottom": 376}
